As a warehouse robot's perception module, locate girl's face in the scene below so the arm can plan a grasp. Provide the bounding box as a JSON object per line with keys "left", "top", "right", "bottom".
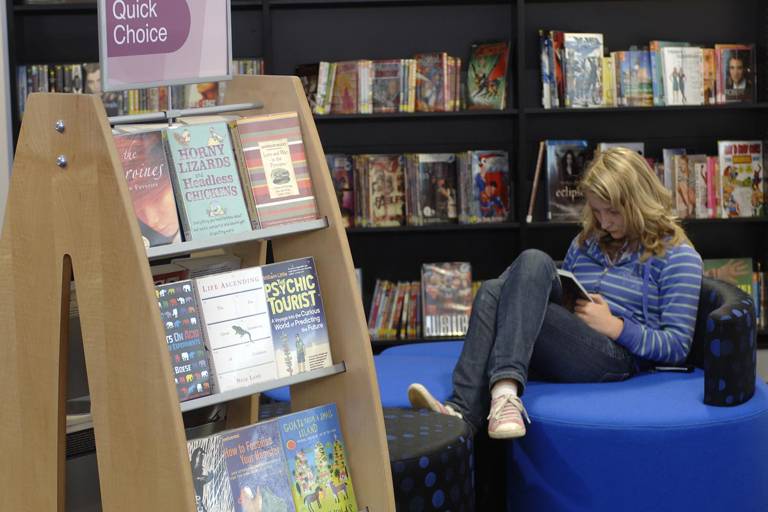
{"left": 586, "top": 191, "right": 626, "bottom": 240}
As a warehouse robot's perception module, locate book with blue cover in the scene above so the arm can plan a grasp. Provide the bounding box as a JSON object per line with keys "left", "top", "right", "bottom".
{"left": 165, "top": 122, "right": 251, "bottom": 240}
{"left": 278, "top": 404, "right": 357, "bottom": 512}
{"left": 222, "top": 420, "right": 295, "bottom": 512}
{"left": 262, "top": 257, "right": 332, "bottom": 379}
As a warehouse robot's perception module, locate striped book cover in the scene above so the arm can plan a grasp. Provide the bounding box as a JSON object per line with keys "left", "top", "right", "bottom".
{"left": 233, "top": 112, "right": 320, "bottom": 228}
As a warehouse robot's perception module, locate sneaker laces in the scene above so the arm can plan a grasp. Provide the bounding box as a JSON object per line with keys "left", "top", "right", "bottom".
{"left": 487, "top": 394, "right": 531, "bottom": 424}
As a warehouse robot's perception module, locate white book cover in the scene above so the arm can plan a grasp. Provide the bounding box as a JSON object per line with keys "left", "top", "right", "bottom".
{"left": 661, "top": 47, "right": 704, "bottom": 106}
{"left": 718, "top": 141, "right": 764, "bottom": 218}
{"left": 688, "top": 155, "right": 710, "bottom": 218}
{"left": 195, "top": 267, "right": 277, "bottom": 392}
{"left": 564, "top": 33, "right": 604, "bottom": 108}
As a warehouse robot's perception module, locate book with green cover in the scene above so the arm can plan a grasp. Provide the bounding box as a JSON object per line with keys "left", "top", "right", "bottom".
{"left": 165, "top": 122, "right": 251, "bottom": 240}
{"left": 703, "top": 258, "right": 753, "bottom": 295}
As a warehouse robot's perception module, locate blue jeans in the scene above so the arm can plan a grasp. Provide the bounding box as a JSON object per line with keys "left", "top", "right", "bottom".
{"left": 446, "top": 249, "right": 638, "bottom": 434}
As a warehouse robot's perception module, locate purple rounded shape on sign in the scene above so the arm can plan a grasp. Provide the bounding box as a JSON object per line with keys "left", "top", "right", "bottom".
{"left": 106, "top": 0, "right": 191, "bottom": 57}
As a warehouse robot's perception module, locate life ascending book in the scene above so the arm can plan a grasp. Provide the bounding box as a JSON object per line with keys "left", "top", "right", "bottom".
{"left": 278, "top": 404, "right": 358, "bottom": 512}
{"left": 232, "top": 112, "right": 320, "bottom": 229}
{"left": 421, "top": 262, "right": 473, "bottom": 338}
{"left": 187, "top": 435, "right": 236, "bottom": 512}
{"left": 262, "top": 257, "right": 332, "bottom": 379}
{"left": 195, "top": 267, "right": 277, "bottom": 393}
{"left": 545, "top": 140, "right": 590, "bottom": 222}
{"left": 222, "top": 420, "right": 296, "bottom": 512}
{"left": 113, "top": 130, "right": 181, "bottom": 248}
{"left": 155, "top": 280, "right": 212, "bottom": 402}
{"left": 467, "top": 41, "right": 510, "bottom": 110}
{"left": 165, "top": 122, "right": 251, "bottom": 240}
{"left": 718, "top": 140, "right": 764, "bottom": 218}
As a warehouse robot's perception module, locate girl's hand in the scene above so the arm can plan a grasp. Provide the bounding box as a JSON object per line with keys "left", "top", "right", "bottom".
{"left": 574, "top": 294, "right": 624, "bottom": 340}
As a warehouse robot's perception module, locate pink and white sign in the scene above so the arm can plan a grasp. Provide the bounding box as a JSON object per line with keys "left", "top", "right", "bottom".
{"left": 98, "top": 0, "right": 231, "bottom": 91}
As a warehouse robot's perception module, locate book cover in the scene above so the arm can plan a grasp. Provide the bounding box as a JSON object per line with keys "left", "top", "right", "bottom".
{"left": 563, "top": 33, "right": 604, "bottom": 108}
{"left": 331, "top": 61, "right": 359, "bottom": 114}
{"left": 421, "top": 262, "right": 472, "bottom": 338}
{"left": 718, "top": 140, "right": 764, "bottom": 217}
{"left": 415, "top": 52, "right": 448, "bottom": 112}
{"left": 702, "top": 48, "right": 716, "bottom": 105}
{"left": 113, "top": 130, "right": 182, "bottom": 248}
{"left": 188, "top": 435, "right": 236, "bottom": 512}
{"left": 601, "top": 55, "right": 615, "bottom": 107}
{"left": 366, "top": 154, "right": 406, "bottom": 227}
{"left": 690, "top": 154, "right": 711, "bottom": 219}
{"left": 262, "top": 257, "right": 332, "bottom": 379}
{"left": 546, "top": 140, "right": 590, "bottom": 222}
{"left": 673, "top": 154, "right": 696, "bottom": 218}
{"left": 234, "top": 112, "right": 320, "bottom": 228}
{"left": 626, "top": 50, "right": 653, "bottom": 107}
{"left": 195, "top": 267, "right": 277, "bottom": 393}
{"left": 467, "top": 41, "right": 510, "bottom": 110}
{"left": 326, "top": 154, "right": 354, "bottom": 228}
{"left": 464, "top": 150, "right": 510, "bottom": 223}
{"left": 649, "top": 41, "right": 690, "bottom": 106}
{"left": 278, "top": 404, "right": 358, "bottom": 512}
{"left": 662, "top": 148, "right": 686, "bottom": 192}
{"left": 703, "top": 258, "right": 753, "bottom": 294}
{"left": 222, "top": 420, "right": 296, "bottom": 512}
{"left": 660, "top": 47, "right": 704, "bottom": 106}
{"left": 715, "top": 44, "right": 755, "bottom": 103}
{"left": 539, "top": 29, "right": 553, "bottom": 108}
{"left": 156, "top": 280, "right": 212, "bottom": 402}
{"left": 413, "top": 153, "right": 459, "bottom": 224}
{"left": 165, "top": 122, "right": 251, "bottom": 240}
{"left": 372, "top": 59, "right": 402, "bottom": 113}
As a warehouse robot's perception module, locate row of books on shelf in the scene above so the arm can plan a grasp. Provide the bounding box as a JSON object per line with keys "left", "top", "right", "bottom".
{"left": 538, "top": 31, "right": 756, "bottom": 109}
{"left": 16, "top": 59, "right": 264, "bottom": 116}
{"left": 296, "top": 41, "right": 510, "bottom": 115}
{"left": 187, "top": 402, "right": 357, "bottom": 512}
{"left": 703, "top": 258, "right": 766, "bottom": 330}
{"left": 530, "top": 140, "right": 765, "bottom": 222}
{"left": 368, "top": 263, "right": 476, "bottom": 340}
{"left": 110, "top": 110, "right": 320, "bottom": 248}
{"left": 327, "top": 150, "right": 511, "bottom": 228}
{"left": 72, "top": 254, "right": 333, "bottom": 403}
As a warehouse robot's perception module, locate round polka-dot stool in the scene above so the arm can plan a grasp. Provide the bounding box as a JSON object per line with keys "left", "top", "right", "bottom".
{"left": 259, "top": 403, "right": 475, "bottom": 511}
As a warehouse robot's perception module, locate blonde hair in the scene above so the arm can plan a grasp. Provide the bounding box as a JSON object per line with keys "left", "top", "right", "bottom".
{"left": 577, "top": 147, "right": 691, "bottom": 260}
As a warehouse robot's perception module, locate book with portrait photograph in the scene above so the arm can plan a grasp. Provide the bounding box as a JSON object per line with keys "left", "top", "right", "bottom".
{"left": 715, "top": 44, "right": 755, "bottom": 103}
{"left": 545, "top": 140, "right": 590, "bottom": 222}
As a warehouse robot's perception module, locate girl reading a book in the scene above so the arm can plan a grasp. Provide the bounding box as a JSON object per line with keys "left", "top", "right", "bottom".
{"left": 408, "top": 147, "right": 703, "bottom": 439}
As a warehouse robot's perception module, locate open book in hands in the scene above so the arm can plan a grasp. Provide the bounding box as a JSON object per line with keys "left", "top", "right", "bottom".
{"left": 557, "top": 269, "right": 595, "bottom": 312}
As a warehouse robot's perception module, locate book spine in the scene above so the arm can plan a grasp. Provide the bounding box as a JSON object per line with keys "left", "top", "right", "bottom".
{"left": 228, "top": 122, "right": 261, "bottom": 229}
{"left": 190, "top": 282, "right": 221, "bottom": 394}
{"left": 162, "top": 132, "right": 193, "bottom": 241}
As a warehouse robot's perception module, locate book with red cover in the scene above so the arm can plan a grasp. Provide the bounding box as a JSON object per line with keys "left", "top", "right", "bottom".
{"left": 232, "top": 112, "right": 320, "bottom": 228}
{"left": 113, "top": 130, "right": 182, "bottom": 248}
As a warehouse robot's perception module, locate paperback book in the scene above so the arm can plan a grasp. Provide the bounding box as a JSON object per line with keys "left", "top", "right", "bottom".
{"left": 366, "top": 154, "right": 406, "bottom": 227}
{"left": 546, "top": 140, "right": 590, "bottom": 222}
{"left": 372, "top": 59, "right": 402, "bottom": 113}
{"left": 703, "top": 258, "right": 753, "bottom": 295}
{"left": 415, "top": 52, "right": 448, "bottom": 112}
{"left": 278, "top": 404, "right": 358, "bottom": 512}
{"left": 467, "top": 41, "right": 510, "bottom": 110}
{"left": 232, "top": 112, "right": 320, "bottom": 228}
{"left": 326, "top": 154, "right": 355, "bottom": 228}
{"left": 718, "top": 140, "right": 764, "bottom": 217}
{"left": 262, "top": 257, "right": 332, "bottom": 379}
{"left": 421, "top": 262, "right": 472, "bottom": 338}
{"left": 195, "top": 267, "right": 277, "bottom": 393}
{"left": 715, "top": 44, "right": 755, "bottom": 103}
{"left": 458, "top": 150, "right": 510, "bottom": 223}
{"left": 563, "top": 33, "right": 603, "bottom": 108}
{"left": 188, "top": 435, "right": 236, "bottom": 512}
{"left": 407, "top": 153, "right": 459, "bottom": 225}
{"left": 165, "top": 122, "right": 251, "bottom": 240}
{"left": 156, "top": 280, "right": 212, "bottom": 402}
{"left": 113, "top": 130, "right": 181, "bottom": 248}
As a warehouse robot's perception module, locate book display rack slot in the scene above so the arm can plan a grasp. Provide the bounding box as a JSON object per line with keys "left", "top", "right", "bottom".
{"left": 0, "top": 75, "right": 395, "bottom": 511}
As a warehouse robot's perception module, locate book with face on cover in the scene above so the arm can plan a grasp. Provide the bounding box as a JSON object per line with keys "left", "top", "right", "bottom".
{"left": 113, "top": 130, "right": 181, "bottom": 248}
{"left": 194, "top": 267, "right": 277, "bottom": 393}
{"left": 231, "top": 112, "right": 320, "bottom": 229}
{"left": 164, "top": 122, "right": 251, "bottom": 240}
{"left": 545, "top": 140, "right": 590, "bottom": 222}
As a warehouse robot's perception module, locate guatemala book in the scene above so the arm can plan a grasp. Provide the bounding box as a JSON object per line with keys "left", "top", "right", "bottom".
{"left": 262, "top": 257, "right": 332, "bottom": 379}
{"left": 278, "top": 404, "right": 358, "bottom": 512}
{"left": 113, "top": 130, "right": 181, "bottom": 248}
{"left": 421, "top": 262, "right": 473, "bottom": 337}
{"left": 546, "top": 140, "right": 590, "bottom": 222}
{"left": 164, "top": 122, "right": 251, "bottom": 240}
{"left": 188, "top": 435, "right": 236, "bottom": 512}
{"left": 467, "top": 41, "right": 510, "bottom": 110}
{"left": 232, "top": 112, "right": 320, "bottom": 229}
{"left": 717, "top": 140, "right": 764, "bottom": 218}
{"left": 222, "top": 420, "right": 296, "bottom": 512}
{"left": 195, "top": 267, "right": 277, "bottom": 393}
{"left": 155, "top": 280, "right": 212, "bottom": 402}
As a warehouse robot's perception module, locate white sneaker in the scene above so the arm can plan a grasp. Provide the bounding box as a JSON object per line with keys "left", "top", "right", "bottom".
{"left": 407, "top": 383, "right": 463, "bottom": 419}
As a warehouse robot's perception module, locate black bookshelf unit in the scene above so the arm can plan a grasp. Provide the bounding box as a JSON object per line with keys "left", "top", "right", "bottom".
{"left": 8, "top": 0, "right": 768, "bottom": 347}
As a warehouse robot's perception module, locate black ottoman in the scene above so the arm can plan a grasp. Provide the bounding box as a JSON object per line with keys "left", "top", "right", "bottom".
{"left": 259, "top": 403, "right": 475, "bottom": 511}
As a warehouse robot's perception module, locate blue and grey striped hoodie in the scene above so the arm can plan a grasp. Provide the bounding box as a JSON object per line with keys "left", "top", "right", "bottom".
{"left": 562, "top": 235, "right": 703, "bottom": 365}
